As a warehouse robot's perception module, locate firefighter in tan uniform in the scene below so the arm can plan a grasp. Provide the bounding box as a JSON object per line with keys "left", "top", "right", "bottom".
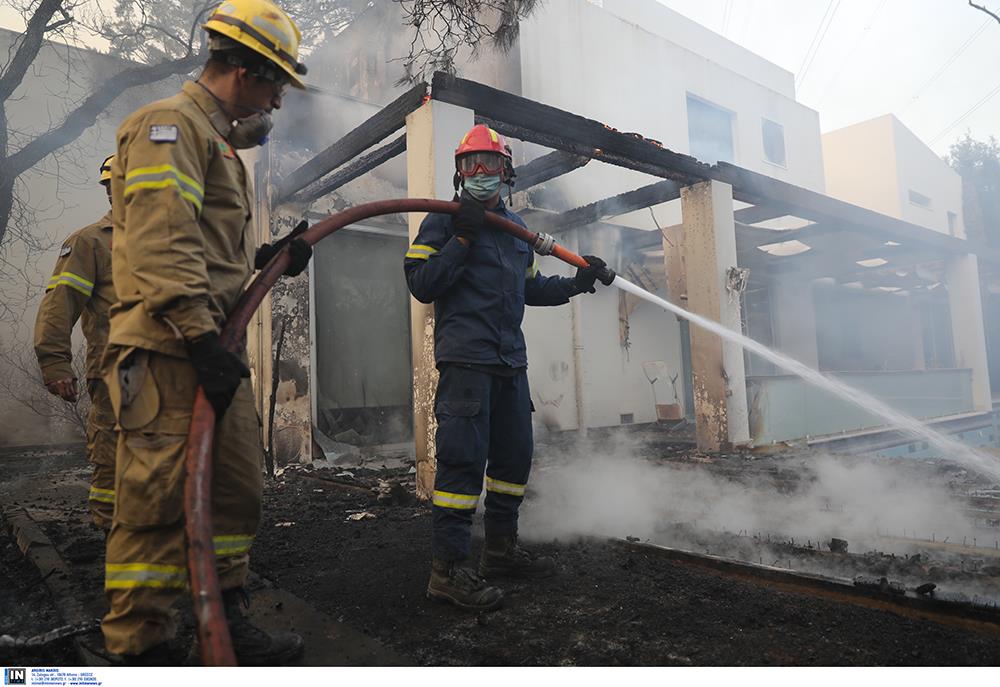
{"left": 33, "top": 155, "right": 118, "bottom": 531}
{"left": 101, "top": 0, "right": 312, "bottom": 664}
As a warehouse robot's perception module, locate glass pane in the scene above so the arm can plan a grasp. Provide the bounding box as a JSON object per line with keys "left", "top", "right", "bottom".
{"left": 686, "top": 94, "right": 734, "bottom": 164}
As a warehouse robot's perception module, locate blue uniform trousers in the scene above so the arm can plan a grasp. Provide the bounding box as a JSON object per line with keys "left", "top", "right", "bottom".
{"left": 431, "top": 364, "right": 533, "bottom": 561}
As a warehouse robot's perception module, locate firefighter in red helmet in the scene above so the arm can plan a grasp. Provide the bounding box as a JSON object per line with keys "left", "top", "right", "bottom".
{"left": 404, "top": 124, "right": 609, "bottom": 611}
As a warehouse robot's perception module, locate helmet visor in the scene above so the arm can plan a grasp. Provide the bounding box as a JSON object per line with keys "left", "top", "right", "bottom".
{"left": 457, "top": 151, "right": 506, "bottom": 177}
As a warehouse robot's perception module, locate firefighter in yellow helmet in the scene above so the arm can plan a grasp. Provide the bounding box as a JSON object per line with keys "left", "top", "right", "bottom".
{"left": 100, "top": 0, "right": 312, "bottom": 664}
{"left": 33, "top": 155, "right": 117, "bottom": 532}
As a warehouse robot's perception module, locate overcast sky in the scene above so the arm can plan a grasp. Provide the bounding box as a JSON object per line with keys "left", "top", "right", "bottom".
{"left": 2, "top": 0, "right": 998, "bottom": 156}
{"left": 656, "top": 0, "right": 1000, "bottom": 156}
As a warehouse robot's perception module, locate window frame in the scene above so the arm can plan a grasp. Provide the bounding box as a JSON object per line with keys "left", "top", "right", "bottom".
{"left": 760, "top": 117, "right": 787, "bottom": 169}
{"left": 685, "top": 92, "right": 737, "bottom": 166}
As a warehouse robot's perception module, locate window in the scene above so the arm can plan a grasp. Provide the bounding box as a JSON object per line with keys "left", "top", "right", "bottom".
{"left": 687, "top": 94, "right": 734, "bottom": 164}
{"left": 908, "top": 189, "right": 932, "bottom": 209}
{"left": 947, "top": 211, "right": 957, "bottom": 236}
{"left": 761, "top": 118, "right": 786, "bottom": 167}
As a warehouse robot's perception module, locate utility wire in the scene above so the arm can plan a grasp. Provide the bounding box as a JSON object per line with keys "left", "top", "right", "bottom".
{"left": 929, "top": 78, "right": 1000, "bottom": 145}
{"left": 796, "top": 0, "right": 842, "bottom": 91}
{"left": 796, "top": 0, "right": 835, "bottom": 81}
{"left": 734, "top": 0, "right": 754, "bottom": 44}
{"left": 816, "top": 0, "right": 888, "bottom": 108}
{"left": 899, "top": 13, "right": 993, "bottom": 116}
{"left": 721, "top": 0, "right": 734, "bottom": 37}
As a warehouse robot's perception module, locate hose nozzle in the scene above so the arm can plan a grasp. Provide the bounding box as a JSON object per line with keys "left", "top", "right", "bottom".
{"left": 597, "top": 266, "right": 616, "bottom": 286}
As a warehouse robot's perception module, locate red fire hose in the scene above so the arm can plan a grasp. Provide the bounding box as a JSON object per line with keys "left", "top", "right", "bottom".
{"left": 183, "top": 198, "right": 614, "bottom": 665}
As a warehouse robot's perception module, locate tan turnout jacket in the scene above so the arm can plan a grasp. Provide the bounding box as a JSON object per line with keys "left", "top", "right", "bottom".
{"left": 108, "top": 80, "right": 255, "bottom": 357}
{"left": 33, "top": 211, "right": 115, "bottom": 382}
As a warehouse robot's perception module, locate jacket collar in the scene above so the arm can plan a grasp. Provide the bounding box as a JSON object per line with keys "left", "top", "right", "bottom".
{"left": 99, "top": 209, "right": 113, "bottom": 230}
{"left": 182, "top": 80, "right": 234, "bottom": 139}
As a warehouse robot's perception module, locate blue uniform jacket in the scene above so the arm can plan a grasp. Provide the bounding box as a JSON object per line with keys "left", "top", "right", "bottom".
{"left": 404, "top": 199, "right": 581, "bottom": 368}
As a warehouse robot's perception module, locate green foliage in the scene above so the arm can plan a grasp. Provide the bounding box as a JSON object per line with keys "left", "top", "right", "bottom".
{"left": 946, "top": 132, "right": 1000, "bottom": 244}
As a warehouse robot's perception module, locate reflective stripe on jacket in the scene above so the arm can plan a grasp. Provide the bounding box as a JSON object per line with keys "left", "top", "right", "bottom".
{"left": 403, "top": 198, "right": 580, "bottom": 368}
{"left": 33, "top": 211, "right": 115, "bottom": 382}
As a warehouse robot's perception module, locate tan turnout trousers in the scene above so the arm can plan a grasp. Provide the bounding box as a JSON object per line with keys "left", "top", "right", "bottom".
{"left": 102, "top": 347, "right": 262, "bottom": 655}
{"left": 86, "top": 379, "right": 117, "bottom": 529}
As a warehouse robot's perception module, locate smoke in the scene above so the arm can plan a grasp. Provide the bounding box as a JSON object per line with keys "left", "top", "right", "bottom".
{"left": 521, "top": 438, "right": 978, "bottom": 556}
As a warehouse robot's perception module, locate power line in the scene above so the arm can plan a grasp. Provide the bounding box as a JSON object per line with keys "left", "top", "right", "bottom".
{"left": 721, "top": 0, "right": 734, "bottom": 37}
{"left": 816, "top": 0, "right": 888, "bottom": 107}
{"left": 796, "top": 0, "right": 842, "bottom": 90}
{"left": 735, "top": 0, "right": 754, "bottom": 44}
{"left": 899, "top": 14, "right": 992, "bottom": 115}
{"left": 929, "top": 78, "right": 1000, "bottom": 145}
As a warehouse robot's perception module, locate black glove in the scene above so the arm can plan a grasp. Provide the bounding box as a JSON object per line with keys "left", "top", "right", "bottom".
{"left": 453, "top": 194, "right": 485, "bottom": 244}
{"left": 574, "top": 255, "right": 608, "bottom": 294}
{"left": 283, "top": 237, "right": 312, "bottom": 277}
{"left": 254, "top": 220, "right": 311, "bottom": 276}
{"left": 254, "top": 242, "right": 279, "bottom": 270}
{"left": 186, "top": 332, "right": 251, "bottom": 418}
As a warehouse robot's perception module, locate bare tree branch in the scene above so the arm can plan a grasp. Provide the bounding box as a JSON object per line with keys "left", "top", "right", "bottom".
{"left": 969, "top": 1, "right": 1000, "bottom": 24}
{"left": 7, "top": 50, "right": 204, "bottom": 179}
{"left": 393, "top": 0, "right": 540, "bottom": 83}
{"left": 0, "top": 0, "right": 66, "bottom": 103}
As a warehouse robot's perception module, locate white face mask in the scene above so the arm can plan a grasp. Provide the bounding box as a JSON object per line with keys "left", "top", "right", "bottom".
{"left": 229, "top": 111, "right": 273, "bottom": 149}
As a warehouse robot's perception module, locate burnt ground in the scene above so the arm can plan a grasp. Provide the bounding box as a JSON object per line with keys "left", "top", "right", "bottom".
{"left": 3, "top": 442, "right": 1000, "bottom": 666}
{"left": 253, "top": 468, "right": 1000, "bottom": 666}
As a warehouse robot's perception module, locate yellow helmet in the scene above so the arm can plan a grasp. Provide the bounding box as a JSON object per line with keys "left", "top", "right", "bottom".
{"left": 203, "top": 0, "right": 308, "bottom": 89}
{"left": 99, "top": 155, "right": 114, "bottom": 186}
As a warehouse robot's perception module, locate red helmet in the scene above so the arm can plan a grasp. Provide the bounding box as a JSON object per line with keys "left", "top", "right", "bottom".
{"left": 454, "top": 124, "right": 514, "bottom": 179}
{"left": 456, "top": 124, "right": 510, "bottom": 158}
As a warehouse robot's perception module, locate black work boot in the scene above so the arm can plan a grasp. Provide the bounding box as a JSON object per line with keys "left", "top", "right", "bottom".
{"left": 190, "top": 588, "right": 304, "bottom": 666}
{"left": 479, "top": 534, "right": 556, "bottom": 579}
{"left": 426, "top": 559, "right": 504, "bottom": 611}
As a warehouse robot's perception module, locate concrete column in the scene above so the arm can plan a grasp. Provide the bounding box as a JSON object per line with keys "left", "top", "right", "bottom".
{"left": 909, "top": 298, "right": 926, "bottom": 371}
{"left": 771, "top": 276, "right": 820, "bottom": 370}
{"left": 945, "top": 253, "right": 992, "bottom": 411}
{"left": 405, "top": 100, "right": 474, "bottom": 500}
{"left": 680, "top": 180, "right": 750, "bottom": 450}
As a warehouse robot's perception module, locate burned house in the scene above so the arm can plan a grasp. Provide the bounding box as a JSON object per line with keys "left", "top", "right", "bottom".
{"left": 249, "top": 0, "right": 998, "bottom": 477}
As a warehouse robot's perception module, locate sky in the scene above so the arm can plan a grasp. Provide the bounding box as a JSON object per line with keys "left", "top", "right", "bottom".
{"left": 2, "top": 0, "right": 998, "bottom": 156}
{"left": 655, "top": 0, "right": 1000, "bottom": 156}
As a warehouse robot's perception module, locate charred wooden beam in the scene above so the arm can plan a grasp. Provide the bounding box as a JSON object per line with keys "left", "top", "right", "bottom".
{"left": 717, "top": 161, "right": 1000, "bottom": 265}
{"left": 537, "top": 180, "right": 681, "bottom": 234}
{"left": 477, "top": 115, "right": 684, "bottom": 183}
{"left": 733, "top": 203, "right": 794, "bottom": 224}
{"left": 515, "top": 150, "right": 590, "bottom": 190}
{"left": 430, "top": 72, "right": 707, "bottom": 182}
{"left": 275, "top": 82, "right": 426, "bottom": 202}
{"left": 433, "top": 72, "right": 999, "bottom": 264}
{"left": 294, "top": 135, "right": 406, "bottom": 204}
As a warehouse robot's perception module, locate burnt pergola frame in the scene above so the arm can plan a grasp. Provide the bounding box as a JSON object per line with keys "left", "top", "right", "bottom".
{"left": 275, "top": 71, "right": 1000, "bottom": 288}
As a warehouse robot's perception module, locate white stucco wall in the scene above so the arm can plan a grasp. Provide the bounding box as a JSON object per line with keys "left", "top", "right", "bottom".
{"left": 891, "top": 118, "right": 965, "bottom": 238}
{"left": 516, "top": 0, "right": 824, "bottom": 430}
{"left": 822, "top": 114, "right": 965, "bottom": 238}
{"left": 821, "top": 115, "right": 901, "bottom": 219}
{"left": 518, "top": 0, "right": 826, "bottom": 207}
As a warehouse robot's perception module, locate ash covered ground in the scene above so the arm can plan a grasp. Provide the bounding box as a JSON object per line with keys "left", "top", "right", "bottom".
{"left": 3, "top": 433, "right": 1000, "bottom": 666}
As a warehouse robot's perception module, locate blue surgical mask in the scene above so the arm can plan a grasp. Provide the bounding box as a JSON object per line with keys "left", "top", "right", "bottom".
{"left": 463, "top": 174, "right": 502, "bottom": 201}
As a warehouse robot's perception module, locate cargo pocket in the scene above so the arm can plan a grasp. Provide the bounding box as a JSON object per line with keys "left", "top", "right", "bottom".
{"left": 434, "top": 399, "right": 483, "bottom": 468}
{"left": 107, "top": 347, "right": 160, "bottom": 430}
{"left": 116, "top": 431, "right": 186, "bottom": 527}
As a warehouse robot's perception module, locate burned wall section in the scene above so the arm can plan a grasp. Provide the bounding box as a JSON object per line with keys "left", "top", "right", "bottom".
{"left": 265, "top": 206, "right": 314, "bottom": 466}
